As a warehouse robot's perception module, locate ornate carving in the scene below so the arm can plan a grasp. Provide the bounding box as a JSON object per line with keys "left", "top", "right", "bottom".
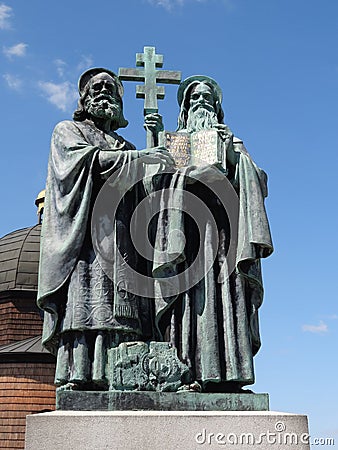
{"left": 107, "top": 341, "right": 190, "bottom": 392}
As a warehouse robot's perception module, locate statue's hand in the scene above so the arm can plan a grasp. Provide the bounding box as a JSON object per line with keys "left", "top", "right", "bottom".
{"left": 139, "top": 147, "right": 175, "bottom": 168}
{"left": 185, "top": 163, "right": 227, "bottom": 184}
{"left": 214, "top": 124, "right": 233, "bottom": 147}
{"left": 144, "top": 113, "right": 164, "bottom": 135}
{"left": 214, "top": 124, "right": 238, "bottom": 167}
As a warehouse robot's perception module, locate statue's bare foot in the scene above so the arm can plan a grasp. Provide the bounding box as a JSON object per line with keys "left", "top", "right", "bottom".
{"left": 177, "top": 381, "right": 202, "bottom": 392}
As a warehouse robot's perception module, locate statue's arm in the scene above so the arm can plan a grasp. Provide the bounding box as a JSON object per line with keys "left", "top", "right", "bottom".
{"left": 213, "top": 124, "right": 239, "bottom": 170}
{"left": 98, "top": 149, "right": 137, "bottom": 175}
{"left": 51, "top": 121, "right": 101, "bottom": 181}
{"left": 225, "top": 139, "right": 239, "bottom": 168}
{"left": 53, "top": 120, "right": 174, "bottom": 182}
{"left": 52, "top": 121, "right": 141, "bottom": 180}
{"left": 233, "top": 140, "right": 269, "bottom": 198}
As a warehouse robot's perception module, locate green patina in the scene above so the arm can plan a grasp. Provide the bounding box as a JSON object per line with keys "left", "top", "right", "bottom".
{"left": 37, "top": 49, "right": 273, "bottom": 409}
{"left": 119, "top": 46, "right": 181, "bottom": 147}
{"left": 119, "top": 46, "right": 181, "bottom": 114}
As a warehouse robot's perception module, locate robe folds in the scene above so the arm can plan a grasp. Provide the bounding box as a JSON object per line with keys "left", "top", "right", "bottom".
{"left": 38, "top": 119, "right": 273, "bottom": 389}
{"left": 38, "top": 119, "right": 157, "bottom": 362}
{"left": 153, "top": 137, "right": 273, "bottom": 388}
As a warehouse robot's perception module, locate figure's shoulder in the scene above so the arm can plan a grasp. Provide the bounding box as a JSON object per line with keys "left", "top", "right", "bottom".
{"left": 54, "top": 119, "right": 74, "bottom": 128}
{"left": 232, "top": 136, "right": 268, "bottom": 194}
{"left": 233, "top": 136, "right": 251, "bottom": 157}
{"left": 53, "top": 120, "right": 79, "bottom": 134}
{"left": 53, "top": 120, "right": 91, "bottom": 140}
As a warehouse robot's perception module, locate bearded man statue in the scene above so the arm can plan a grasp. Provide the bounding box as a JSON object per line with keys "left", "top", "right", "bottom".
{"left": 37, "top": 68, "right": 173, "bottom": 390}
{"left": 153, "top": 76, "right": 273, "bottom": 393}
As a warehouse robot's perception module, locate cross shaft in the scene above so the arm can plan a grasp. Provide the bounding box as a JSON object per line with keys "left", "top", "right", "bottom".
{"left": 119, "top": 46, "right": 181, "bottom": 115}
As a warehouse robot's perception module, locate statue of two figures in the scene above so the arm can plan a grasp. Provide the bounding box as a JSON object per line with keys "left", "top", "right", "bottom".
{"left": 37, "top": 50, "right": 273, "bottom": 395}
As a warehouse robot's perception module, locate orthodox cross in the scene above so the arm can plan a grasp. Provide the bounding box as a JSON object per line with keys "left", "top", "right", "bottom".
{"left": 119, "top": 46, "right": 181, "bottom": 148}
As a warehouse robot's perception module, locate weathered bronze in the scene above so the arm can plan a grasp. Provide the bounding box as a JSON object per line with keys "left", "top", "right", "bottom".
{"left": 38, "top": 55, "right": 273, "bottom": 399}
{"left": 37, "top": 67, "right": 175, "bottom": 391}
{"left": 154, "top": 75, "right": 273, "bottom": 392}
{"left": 119, "top": 46, "right": 181, "bottom": 115}
{"left": 119, "top": 46, "right": 181, "bottom": 147}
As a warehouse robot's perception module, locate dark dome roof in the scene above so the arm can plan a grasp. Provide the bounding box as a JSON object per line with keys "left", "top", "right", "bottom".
{"left": 0, "top": 224, "right": 41, "bottom": 294}
{"left": 0, "top": 335, "right": 55, "bottom": 363}
{"left": 0, "top": 335, "right": 47, "bottom": 354}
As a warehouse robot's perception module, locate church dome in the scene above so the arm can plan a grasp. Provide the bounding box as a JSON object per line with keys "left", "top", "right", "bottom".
{"left": 0, "top": 190, "right": 45, "bottom": 296}
{"left": 0, "top": 224, "right": 41, "bottom": 295}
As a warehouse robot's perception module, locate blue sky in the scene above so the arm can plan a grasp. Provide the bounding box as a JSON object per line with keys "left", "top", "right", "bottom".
{"left": 1, "top": 0, "right": 337, "bottom": 446}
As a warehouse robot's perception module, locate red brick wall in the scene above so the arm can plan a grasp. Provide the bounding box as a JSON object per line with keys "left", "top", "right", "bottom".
{"left": 0, "top": 363, "right": 56, "bottom": 449}
{"left": 0, "top": 299, "right": 42, "bottom": 346}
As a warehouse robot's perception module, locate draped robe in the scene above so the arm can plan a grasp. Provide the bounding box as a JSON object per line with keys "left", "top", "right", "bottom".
{"left": 153, "top": 136, "right": 273, "bottom": 389}
{"left": 38, "top": 119, "right": 156, "bottom": 385}
{"left": 38, "top": 119, "right": 273, "bottom": 390}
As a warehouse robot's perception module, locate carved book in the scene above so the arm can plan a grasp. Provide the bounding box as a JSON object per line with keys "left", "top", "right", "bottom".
{"left": 165, "top": 129, "right": 223, "bottom": 168}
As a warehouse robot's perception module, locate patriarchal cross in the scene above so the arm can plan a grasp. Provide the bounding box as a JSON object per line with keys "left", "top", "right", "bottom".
{"left": 119, "top": 46, "right": 181, "bottom": 147}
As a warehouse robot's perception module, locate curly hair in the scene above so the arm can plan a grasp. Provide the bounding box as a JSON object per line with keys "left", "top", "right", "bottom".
{"left": 73, "top": 79, "right": 128, "bottom": 130}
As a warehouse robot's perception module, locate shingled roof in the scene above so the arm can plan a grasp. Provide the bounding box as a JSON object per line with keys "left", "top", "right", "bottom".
{"left": 0, "top": 335, "right": 46, "bottom": 354}
{"left": 0, "top": 224, "right": 41, "bottom": 295}
{"left": 0, "top": 335, "right": 55, "bottom": 362}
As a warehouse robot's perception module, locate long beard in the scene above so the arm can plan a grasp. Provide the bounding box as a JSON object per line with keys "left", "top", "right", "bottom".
{"left": 86, "top": 97, "right": 122, "bottom": 123}
{"left": 186, "top": 107, "right": 219, "bottom": 132}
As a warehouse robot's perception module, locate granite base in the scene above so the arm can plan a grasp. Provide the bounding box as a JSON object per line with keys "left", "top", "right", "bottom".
{"left": 25, "top": 410, "right": 310, "bottom": 450}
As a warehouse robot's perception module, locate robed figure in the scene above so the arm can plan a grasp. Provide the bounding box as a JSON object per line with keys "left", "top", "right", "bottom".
{"left": 38, "top": 67, "right": 273, "bottom": 393}
{"left": 37, "top": 68, "right": 173, "bottom": 390}
{"left": 153, "top": 76, "right": 273, "bottom": 392}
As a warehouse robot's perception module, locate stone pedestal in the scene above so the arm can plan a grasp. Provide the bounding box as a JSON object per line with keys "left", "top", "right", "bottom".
{"left": 56, "top": 390, "right": 269, "bottom": 411}
{"left": 25, "top": 410, "right": 310, "bottom": 450}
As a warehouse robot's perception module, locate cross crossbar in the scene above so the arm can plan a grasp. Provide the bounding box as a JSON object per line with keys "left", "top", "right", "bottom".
{"left": 118, "top": 46, "right": 181, "bottom": 115}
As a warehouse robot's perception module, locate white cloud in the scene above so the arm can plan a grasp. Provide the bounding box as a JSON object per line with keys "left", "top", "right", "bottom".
{"left": 3, "top": 73, "right": 22, "bottom": 90}
{"left": 327, "top": 314, "right": 338, "bottom": 320}
{"left": 302, "top": 320, "right": 328, "bottom": 334}
{"left": 77, "top": 55, "right": 94, "bottom": 72}
{"left": 38, "top": 81, "right": 78, "bottom": 112}
{"left": 0, "top": 3, "right": 12, "bottom": 29}
{"left": 54, "top": 59, "right": 67, "bottom": 78}
{"left": 147, "top": 0, "right": 233, "bottom": 10}
{"left": 147, "top": 0, "right": 178, "bottom": 10}
{"left": 4, "top": 43, "right": 28, "bottom": 58}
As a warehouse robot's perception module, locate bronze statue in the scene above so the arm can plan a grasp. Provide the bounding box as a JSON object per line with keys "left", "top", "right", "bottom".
{"left": 154, "top": 75, "right": 273, "bottom": 392}
{"left": 37, "top": 68, "right": 173, "bottom": 390}
{"left": 38, "top": 63, "right": 273, "bottom": 395}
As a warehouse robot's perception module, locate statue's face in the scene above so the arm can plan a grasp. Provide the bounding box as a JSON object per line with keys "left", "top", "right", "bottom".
{"left": 88, "top": 73, "right": 117, "bottom": 100}
{"left": 84, "top": 73, "right": 122, "bottom": 121}
{"left": 185, "top": 82, "right": 219, "bottom": 132}
{"left": 189, "top": 83, "right": 215, "bottom": 113}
